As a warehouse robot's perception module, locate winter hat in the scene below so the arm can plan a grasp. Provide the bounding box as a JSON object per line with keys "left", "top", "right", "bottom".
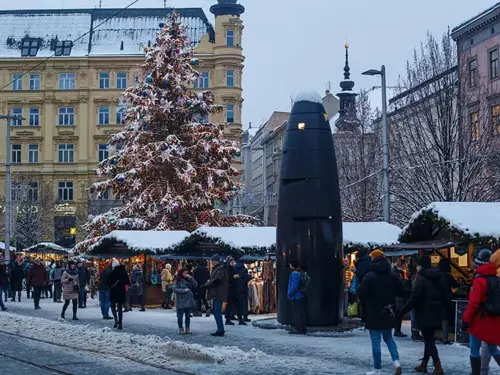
{"left": 226, "top": 256, "right": 235, "bottom": 264}
{"left": 165, "top": 263, "right": 172, "bottom": 270}
{"left": 210, "top": 254, "right": 220, "bottom": 262}
{"left": 417, "top": 255, "right": 432, "bottom": 270}
{"left": 370, "top": 249, "right": 385, "bottom": 260}
{"left": 112, "top": 259, "right": 120, "bottom": 269}
{"left": 474, "top": 249, "right": 492, "bottom": 268}
{"left": 289, "top": 259, "right": 300, "bottom": 269}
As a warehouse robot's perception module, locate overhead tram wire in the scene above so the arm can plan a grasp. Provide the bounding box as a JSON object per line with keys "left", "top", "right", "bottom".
{"left": 0, "top": 0, "right": 140, "bottom": 92}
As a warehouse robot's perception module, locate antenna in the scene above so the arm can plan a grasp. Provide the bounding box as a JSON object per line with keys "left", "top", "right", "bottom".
{"left": 290, "top": 94, "right": 294, "bottom": 109}
{"left": 99, "top": 0, "right": 102, "bottom": 8}
{"left": 164, "top": 0, "right": 167, "bottom": 8}
{"left": 326, "top": 81, "right": 331, "bottom": 95}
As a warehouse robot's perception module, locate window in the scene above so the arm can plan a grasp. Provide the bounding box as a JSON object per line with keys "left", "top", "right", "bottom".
{"left": 469, "top": 59, "right": 477, "bottom": 87}
{"left": 58, "top": 107, "right": 75, "bottom": 126}
{"left": 194, "top": 72, "right": 209, "bottom": 89}
{"left": 29, "top": 73, "right": 40, "bottom": 90}
{"left": 11, "top": 144, "right": 21, "bottom": 163}
{"left": 227, "top": 70, "right": 234, "bottom": 87}
{"left": 226, "top": 29, "right": 234, "bottom": 47}
{"left": 57, "top": 182, "right": 74, "bottom": 201}
{"left": 493, "top": 105, "right": 500, "bottom": 135}
{"left": 29, "top": 108, "right": 40, "bottom": 126}
{"left": 98, "top": 106, "right": 110, "bottom": 125}
{"left": 116, "top": 106, "right": 126, "bottom": 124}
{"left": 58, "top": 144, "right": 74, "bottom": 163}
{"left": 226, "top": 104, "right": 235, "bottom": 123}
{"left": 194, "top": 113, "right": 209, "bottom": 123}
{"left": 471, "top": 112, "right": 479, "bottom": 141}
{"left": 98, "top": 189, "right": 109, "bottom": 200}
{"left": 28, "top": 182, "right": 38, "bottom": 202}
{"left": 99, "top": 72, "right": 110, "bottom": 89}
{"left": 21, "top": 39, "right": 40, "bottom": 57}
{"left": 59, "top": 73, "right": 75, "bottom": 90}
{"left": 54, "top": 41, "right": 72, "bottom": 56}
{"left": 490, "top": 48, "right": 499, "bottom": 80}
{"left": 28, "top": 144, "right": 39, "bottom": 163}
{"left": 98, "top": 144, "right": 109, "bottom": 162}
{"left": 117, "top": 72, "right": 127, "bottom": 89}
{"left": 11, "top": 184, "right": 22, "bottom": 201}
{"left": 12, "top": 74, "right": 23, "bottom": 90}
{"left": 11, "top": 108, "right": 23, "bottom": 126}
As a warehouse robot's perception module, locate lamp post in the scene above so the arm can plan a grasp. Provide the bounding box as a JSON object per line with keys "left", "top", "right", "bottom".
{"left": 362, "top": 66, "right": 390, "bottom": 223}
{"left": 1, "top": 113, "right": 25, "bottom": 262}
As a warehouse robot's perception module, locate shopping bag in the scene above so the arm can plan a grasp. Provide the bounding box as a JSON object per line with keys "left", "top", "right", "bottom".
{"left": 347, "top": 302, "right": 358, "bottom": 317}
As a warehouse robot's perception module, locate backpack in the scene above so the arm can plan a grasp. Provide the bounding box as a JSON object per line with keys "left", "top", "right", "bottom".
{"left": 482, "top": 276, "right": 500, "bottom": 316}
{"left": 299, "top": 271, "right": 312, "bottom": 294}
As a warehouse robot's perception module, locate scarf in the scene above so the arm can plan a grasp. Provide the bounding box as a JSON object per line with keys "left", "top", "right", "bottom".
{"left": 66, "top": 268, "right": 78, "bottom": 276}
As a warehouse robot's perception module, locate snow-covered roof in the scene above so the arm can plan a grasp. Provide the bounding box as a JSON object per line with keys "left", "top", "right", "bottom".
{"left": 405, "top": 202, "right": 500, "bottom": 238}
{"left": 25, "top": 242, "right": 70, "bottom": 253}
{"left": 0, "top": 242, "right": 16, "bottom": 251}
{"left": 90, "top": 230, "right": 190, "bottom": 253}
{"left": 195, "top": 226, "right": 276, "bottom": 249}
{"left": 0, "top": 8, "right": 213, "bottom": 58}
{"left": 294, "top": 90, "right": 323, "bottom": 104}
{"left": 343, "top": 222, "right": 401, "bottom": 247}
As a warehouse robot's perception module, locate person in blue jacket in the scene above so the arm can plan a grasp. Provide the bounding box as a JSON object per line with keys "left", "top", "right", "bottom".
{"left": 287, "top": 259, "right": 306, "bottom": 334}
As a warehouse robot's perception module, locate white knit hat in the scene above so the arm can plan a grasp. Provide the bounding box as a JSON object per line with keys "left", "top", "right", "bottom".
{"left": 112, "top": 259, "right": 120, "bottom": 269}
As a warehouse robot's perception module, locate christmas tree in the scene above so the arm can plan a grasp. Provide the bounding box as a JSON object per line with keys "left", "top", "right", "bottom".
{"left": 77, "top": 12, "right": 254, "bottom": 250}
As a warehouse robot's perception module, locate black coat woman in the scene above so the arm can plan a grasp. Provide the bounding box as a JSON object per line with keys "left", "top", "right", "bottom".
{"left": 108, "top": 259, "right": 130, "bottom": 330}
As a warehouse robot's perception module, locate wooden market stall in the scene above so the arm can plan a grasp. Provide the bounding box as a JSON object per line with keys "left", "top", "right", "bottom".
{"left": 21, "top": 242, "right": 72, "bottom": 262}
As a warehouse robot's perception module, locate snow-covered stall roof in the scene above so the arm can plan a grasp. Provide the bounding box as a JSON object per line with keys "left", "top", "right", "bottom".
{"left": 343, "top": 222, "right": 401, "bottom": 247}
{"left": 89, "top": 230, "right": 190, "bottom": 253}
{"left": 25, "top": 242, "right": 70, "bottom": 254}
{"left": 0, "top": 8, "right": 213, "bottom": 58}
{"left": 405, "top": 202, "right": 500, "bottom": 238}
{"left": 0, "top": 242, "right": 16, "bottom": 251}
{"left": 194, "top": 226, "right": 276, "bottom": 250}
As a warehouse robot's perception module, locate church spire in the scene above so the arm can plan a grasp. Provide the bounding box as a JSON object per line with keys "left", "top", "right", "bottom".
{"left": 335, "top": 43, "right": 360, "bottom": 132}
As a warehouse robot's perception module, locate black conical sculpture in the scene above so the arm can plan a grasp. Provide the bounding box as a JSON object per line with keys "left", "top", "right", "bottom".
{"left": 276, "top": 91, "right": 344, "bottom": 327}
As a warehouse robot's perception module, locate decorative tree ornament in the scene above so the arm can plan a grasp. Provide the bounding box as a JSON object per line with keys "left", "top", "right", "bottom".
{"left": 176, "top": 86, "right": 183, "bottom": 93}
{"left": 109, "top": 217, "right": 117, "bottom": 223}
{"left": 186, "top": 100, "right": 192, "bottom": 107}
{"left": 159, "top": 22, "right": 165, "bottom": 28}
{"left": 233, "top": 170, "right": 239, "bottom": 177}
{"left": 143, "top": 90, "right": 148, "bottom": 96}
{"left": 176, "top": 48, "right": 181, "bottom": 54}
{"left": 143, "top": 125, "right": 149, "bottom": 131}
{"left": 174, "top": 205, "right": 180, "bottom": 213}
{"left": 232, "top": 186, "right": 238, "bottom": 191}
{"left": 118, "top": 176, "right": 125, "bottom": 182}
{"left": 112, "top": 159, "right": 118, "bottom": 165}
{"left": 235, "top": 151, "right": 241, "bottom": 157}
{"left": 191, "top": 58, "right": 199, "bottom": 66}
{"left": 205, "top": 135, "right": 212, "bottom": 141}
{"left": 146, "top": 75, "right": 153, "bottom": 84}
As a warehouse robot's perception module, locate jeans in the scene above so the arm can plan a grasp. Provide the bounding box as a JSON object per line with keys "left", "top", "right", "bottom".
{"left": 53, "top": 282, "right": 62, "bottom": 302}
{"left": 421, "top": 328, "right": 440, "bottom": 362}
{"left": 292, "top": 298, "right": 307, "bottom": 333}
{"left": 99, "top": 290, "right": 110, "bottom": 317}
{"left": 212, "top": 300, "right": 224, "bottom": 332}
{"left": 369, "top": 330, "right": 400, "bottom": 370}
{"left": 177, "top": 308, "right": 191, "bottom": 329}
{"left": 470, "top": 334, "right": 500, "bottom": 358}
{"left": 33, "top": 286, "right": 42, "bottom": 308}
{"left": 410, "top": 311, "right": 418, "bottom": 334}
{"left": 79, "top": 287, "right": 86, "bottom": 307}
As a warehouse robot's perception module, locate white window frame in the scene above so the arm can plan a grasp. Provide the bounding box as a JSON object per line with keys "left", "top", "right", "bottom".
{"left": 226, "top": 29, "right": 234, "bottom": 47}
{"left": 28, "top": 182, "right": 39, "bottom": 202}
{"left": 98, "top": 106, "right": 110, "bottom": 125}
{"left": 29, "top": 73, "right": 40, "bottom": 90}
{"left": 99, "top": 72, "right": 110, "bottom": 89}
{"left": 11, "top": 144, "right": 22, "bottom": 164}
{"left": 116, "top": 72, "right": 127, "bottom": 89}
{"left": 57, "top": 181, "right": 74, "bottom": 201}
{"left": 58, "top": 144, "right": 74, "bottom": 163}
{"left": 29, "top": 108, "right": 40, "bottom": 126}
{"left": 195, "top": 72, "right": 209, "bottom": 89}
{"left": 11, "top": 108, "right": 23, "bottom": 126}
{"left": 98, "top": 144, "right": 109, "bottom": 162}
{"left": 59, "top": 73, "right": 75, "bottom": 90}
{"left": 116, "top": 106, "right": 126, "bottom": 124}
{"left": 227, "top": 70, "right": 234, "bottom": 87}
{"left": 12, "top": 74, "right": 23, "bottom": 90}
{"left": 58, "top": 107, "right": 75, "bottom": 126}
{"left": 28, "top": 144, "right": 39, "bottom": 163}
{"left": 226, "top": 104, "right": 235, "bottom": 123}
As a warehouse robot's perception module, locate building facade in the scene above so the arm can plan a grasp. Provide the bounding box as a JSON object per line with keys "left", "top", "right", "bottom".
{"left": 0, "top": 2, "right": 245, "bottom": 247}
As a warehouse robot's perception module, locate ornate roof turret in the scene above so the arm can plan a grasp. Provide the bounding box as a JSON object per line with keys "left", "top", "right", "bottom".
{"left": 210, "top": 0, "right": 245, "bottom": 17}
{"left": 335, "top": 43, "right": 360, "bottom": 132}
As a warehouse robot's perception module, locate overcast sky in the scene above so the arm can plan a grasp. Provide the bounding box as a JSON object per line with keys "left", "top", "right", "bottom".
{"left": 5, "top": 0, "right": 495, "bottom": 128}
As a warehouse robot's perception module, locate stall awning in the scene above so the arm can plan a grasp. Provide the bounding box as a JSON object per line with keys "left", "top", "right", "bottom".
{"left": 384, "top": 240, "right": 455, "bottom": 250}
{"left": 385, "top": 250, "right": 419, "bottom": 257}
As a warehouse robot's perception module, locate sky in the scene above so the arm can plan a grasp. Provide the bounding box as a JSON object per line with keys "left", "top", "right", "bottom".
{"left": 4, "top": 0, "right": 496, "bottom": 129}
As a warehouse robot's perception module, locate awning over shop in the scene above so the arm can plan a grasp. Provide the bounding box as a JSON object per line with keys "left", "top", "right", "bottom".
{"left": 384, "top": 240, "right": 455, "bottom": 250}
{"left": 384, "top": 250, "right": 419, "bottom": 257}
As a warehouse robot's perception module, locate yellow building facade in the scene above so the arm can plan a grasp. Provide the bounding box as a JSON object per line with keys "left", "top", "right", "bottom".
{"left": 0, "top": 3, "right": 245, "bottom": 247}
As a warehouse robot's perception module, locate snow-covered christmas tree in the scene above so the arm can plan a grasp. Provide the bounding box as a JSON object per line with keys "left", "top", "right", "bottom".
{"left": 78, "top": 12, "right": 254, "bottom": 250}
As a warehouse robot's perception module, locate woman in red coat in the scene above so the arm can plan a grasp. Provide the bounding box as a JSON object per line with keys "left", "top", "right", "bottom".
{"left": 462, "top": 250, "right": 500, "bottom": 375}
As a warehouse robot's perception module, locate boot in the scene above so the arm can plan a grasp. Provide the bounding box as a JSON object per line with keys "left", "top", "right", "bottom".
{"left": 430, "top": 360, "right": 444, "bottom": 375}
{"left": 117, "top": 323, "right": 123, "bottom": 330}
{"left": 113, "top": 319, "right": 118, "bottom": 329}
{"left": 185, "top": 328, "right": 192, "bottom": 335}
{"left": 415, "top": 359, "right": 428, "bottom": 373}
{"left": 61, "top": 312, "right": 65, "bottom": 319}
{"left": 470, "top": 357, "right": 481, "bottom": 375}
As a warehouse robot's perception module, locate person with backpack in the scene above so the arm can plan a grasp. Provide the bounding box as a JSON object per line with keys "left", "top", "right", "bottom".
{"left": 287, "top": 259, "right": 307, "bottom": 335}
{"left": 462, "top": 249, "right": 500, "bottom": 375}
{"left": 357, "top": 250, "right": 403, "bottom": 375}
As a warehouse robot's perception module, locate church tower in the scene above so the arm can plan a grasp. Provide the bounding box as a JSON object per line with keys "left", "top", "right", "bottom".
{"left": 335, "top": 44, "right": 360, "bottom": 132}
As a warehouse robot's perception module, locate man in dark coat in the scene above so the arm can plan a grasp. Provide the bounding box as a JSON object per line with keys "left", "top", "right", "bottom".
{"left": 98, "top": 264, "right": 113, "bottom": 320}
{"left": 10, "top": 262, "right": 24, "bottom": 302}
{"left": 354, "top": 251, "right": 372, "bottom": 321}
{"left": 193, "top": 261, "right": 210, "bottom": 315}
{"left": 400, "top": 255, "right": 448, "bottom": 375}
{"left": 28, "top": 258, "right": 47, "bottom": 309}
{"left": 357, "top": 250, "right": 403, "bottom": 375}
{"left": 77, "top": 261, "right": 89, "bottom": 308}
{"left": 234, "top": 261, "right": 252, "bottom": 322}
{"left": 224, "top": 256, "right": 242, "bottom": 325}
{"left": 204, "top": 254, "right": 229, "bottom": 337}
{"left": 438, "top": 258, "right": 459, "bottom": 344}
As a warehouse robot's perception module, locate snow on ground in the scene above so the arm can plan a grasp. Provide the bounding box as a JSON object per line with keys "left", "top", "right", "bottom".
{"left": 0, "top": 294, "right": 478, "bottom": 374}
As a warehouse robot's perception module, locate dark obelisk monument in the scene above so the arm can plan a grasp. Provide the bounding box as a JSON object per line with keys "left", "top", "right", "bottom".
{"left": 276, "top": 90, "right": 344, "bottom": 327}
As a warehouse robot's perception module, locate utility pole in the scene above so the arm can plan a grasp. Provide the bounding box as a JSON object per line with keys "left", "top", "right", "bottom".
{"left": 1, "top": 113, "right": 24, "bottom": 262}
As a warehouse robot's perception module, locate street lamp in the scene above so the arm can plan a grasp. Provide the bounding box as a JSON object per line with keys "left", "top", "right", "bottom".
{"left": 1, "top": 113, "right": 25, "bottom": 262}
{"left": 362, "top": 66, "right": 390, "bottom": 223}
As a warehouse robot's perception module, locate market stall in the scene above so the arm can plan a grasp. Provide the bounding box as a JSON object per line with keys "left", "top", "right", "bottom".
{"left": 20, "top": 242, "right": 72, "bottom": 262}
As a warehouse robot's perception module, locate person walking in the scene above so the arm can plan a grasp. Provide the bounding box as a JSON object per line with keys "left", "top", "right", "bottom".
{"left": 28, "top": 258, "right": 47, "bottom": 310}
{"left": 224, "top": 256, "right": 242, "bottom": 325}
{"left": 174, "top": 267, "right": 198, "bottom": 335}
{"left": 462, "top": 249, "right": 500, "bottom": 375}
{"left": 234, "top": 261, "right": 251, "bottom": 323}
{"left": 438, "top": 258, "right": 460, "bottom": 344}
{"left": 51, "top": 263, "right": 64, "bottom": 303}
{"left": 204, "top": 254, "right": 229, "bottom": 337}
{"left": 287, "top": 259, "right": 307, "bottom": 335}
{"left": 161, "top": 263, "right": 174, "bottom": 309}
{"left": 108, "top": 259, "right": 130, "bottom": 330}
{"left": 24, "top": 260, "right": 32, "bottom": 299}
{"left": 0, "top": 259, "right": 8, "bottom": 311}
{"left": 193, "top": 261, "right": 210, "bottom": 315}
{"left": 357, "top": 250, "right": 403, "bottom": 375}
{"left": 130, "top": 264, "right": 145, "bottom": 311}
{"left": 400, "top": 255, "right": 448, "bottom": 375}
{"left": 77, "top": 261, "right": 89, "bottom": 308}
{"left": 98, "top": 263, "right": 113, "bottom": 320}
{"left": 61, "top": 261, "right": 80, "bottom": 321}
{"left": 10, "top": 262, "right": 24, "bottom": 302}
{"left": 393, "top": 260, "right": 409, "bottom": 338}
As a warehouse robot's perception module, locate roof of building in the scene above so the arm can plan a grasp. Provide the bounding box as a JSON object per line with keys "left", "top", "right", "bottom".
{"left": 343, "top": 222, "right": 401, "bottom": 247}
{"left": 0, "top": 8, "right": 214, "bottom": 58}
{"left": 451, "top": 2, "right": 500, "bottom": 40}
{"left": 195, "top": 226, "right": 276, "bottom": 249}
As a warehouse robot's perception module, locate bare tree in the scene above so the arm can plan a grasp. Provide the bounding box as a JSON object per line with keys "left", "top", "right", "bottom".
{"left": 334, "top": 90, "right": 382, "bottom": 222}
{"left": 388, "top": 32, "right": 500, "bottom": 225}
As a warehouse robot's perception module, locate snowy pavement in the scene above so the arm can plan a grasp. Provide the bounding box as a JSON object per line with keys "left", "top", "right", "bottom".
{"left": 0, "top": 294, "right": 489, "bottom": 375}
